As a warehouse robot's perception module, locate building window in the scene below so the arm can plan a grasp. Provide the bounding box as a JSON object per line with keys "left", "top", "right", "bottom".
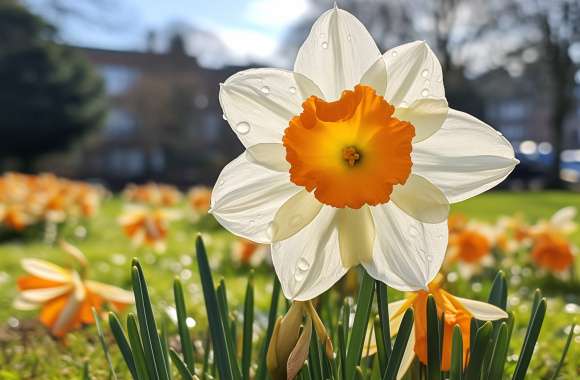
{"left": 99, "top": 64, "right": 139, "bottom": 96}
{"left": 107, "top": 148, "right": 145, "bottom": 177}
{"left": 104, "top": 108, "right": 138, "bottom": 137}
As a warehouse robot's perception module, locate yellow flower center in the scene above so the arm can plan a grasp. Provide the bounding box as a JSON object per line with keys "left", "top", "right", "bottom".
{"left": 283, "top": 84, "right": 415, "bottom": 209}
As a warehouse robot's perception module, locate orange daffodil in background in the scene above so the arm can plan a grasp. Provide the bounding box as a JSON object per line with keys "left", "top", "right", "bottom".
{"left": 14, "top": 241, "right": 133, "bottom": 337}
{"left": 118, "top": 205, "right": 181, "bottom": 252}
{"left": 445, "top": 219, "right": 496, "bottom": 277}
{"left": 188, "top": 186, "right": 212, "bottom": 215}
{"left": 373, "top": 276, "right": 507, "bottom": 377}
{"left": 211, "top": 6, "right": 517, "bottom": 300}
{"left": 529, "top": 207, "right": 577, "bottom": 272}
{"left": 123, "top": 182, "right": 182, "bottom": 207}
{"left": 232, "top": 237, "right": 269, "bottom": 267}
{"left": 0, "top": 172, "right": 105, "bottom": 231}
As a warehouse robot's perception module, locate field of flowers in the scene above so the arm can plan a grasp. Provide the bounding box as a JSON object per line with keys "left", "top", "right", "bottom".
{"left": 0, "top": 174, "right": 577, "bottom": 379}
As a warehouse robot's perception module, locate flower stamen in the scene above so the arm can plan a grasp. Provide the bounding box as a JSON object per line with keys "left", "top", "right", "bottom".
{"left": 342, "top": 146, "right": 361, "bottom": 167}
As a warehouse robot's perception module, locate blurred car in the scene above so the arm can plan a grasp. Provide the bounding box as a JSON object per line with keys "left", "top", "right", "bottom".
{"left": 504, "top": 141, "right": 580, "bottom": 190}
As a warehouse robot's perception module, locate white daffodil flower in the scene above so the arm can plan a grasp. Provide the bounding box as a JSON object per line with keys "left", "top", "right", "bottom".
{"left": 211, "top": 6, "right": 518, "bottom": 300}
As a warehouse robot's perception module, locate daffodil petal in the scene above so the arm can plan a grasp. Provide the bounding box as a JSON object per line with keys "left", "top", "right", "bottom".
{"left": 271, "top": 189, "right": 323, "bottom": 242}
{"left": 395, "top": 98, "right": 448, "bottom": 143}
{"left": 412, "top": 109, "right": 518, "bottom": 203}
{"left": 388, "top": 299, "right": 408, "bottom": 337}
{"left": 294, "top": 6, "right": 381, "bottom": 100}
{"left": 271, "top": 206, "right": 347, "bottom": 301}
{"left": 337, "top": 206, "right": 375, "bottom": 268}
{"left": 59, "top": 241, "right": 88, "bottom": 267}
{"left": 383, "top": 41, "right": 445, "bottom": 106}
{"left": 391, "top": 174, "right": 450, "bottom": 224}
{"left": 13, "top": 297, "right": 39, "bottom": 310}
{"left": 360, "top": 56, "right": 388, "bottom": 98}
{"left": 21, "top": 258, "right": 71, "bottom": 283}
{"left": 211, "top": 152, "right": 302, "bottom": 243}
{"left": 220, "top": 68, "right": 324, "bottom": 147}
{"left": 51, "top": 273, "right": 85, "bottom": 336}
{"left": 20, "top": 285, "right": 72, "bottom": 303}
{"left": 550, "top": 207, "right": 577, "bottom": 229}
{"left": 246, "top": 143, "right": 290, "bottom": 172}
{"left": 397, "top": 326, "right": 416, "bottom": 380}
{"left": 85, "top": 281, "right": 135, "bottom": 304}
{"left": 388, "top": 299, "right": 408, "bottom": 319}
{"left": 456, "top": 297, "right": 508, "bottom": 320}
{"left": 365, "top": 202, "right": 448, "bottom": 291}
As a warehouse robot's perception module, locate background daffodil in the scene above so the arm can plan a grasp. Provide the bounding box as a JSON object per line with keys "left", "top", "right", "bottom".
{"left": 211, "top": 6, "right": 518, "bottom": 300}
{"left": 366, "top": 275, "right": 507, "bottom": 378}
{"left": 14, "top": 241, "right": 133, "bottom": 337}
{"left": 118, "top": 205, "right": 181, "bottom": 252}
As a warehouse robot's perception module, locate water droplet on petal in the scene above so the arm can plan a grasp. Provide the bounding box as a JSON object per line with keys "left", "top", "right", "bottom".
{"left": 321, "top": 41, "right": 329, "bottom": 49}
{"left": 421, "top": 88, "right": 430, "bottom": 97}
{"left": 219, "top": 179, "right": 225, "bottom": 186}
{"left": 222, "top": 114, "right": 227, "bottom": 121}
{"left": 347, "top": 34, "right": 352, "bottom": 41}
{"left": 294, "top": 271, "right": 306, "bottom": 282}
{"left": 497, "top": 131, "right": 503, "bottom": 136}
{"left": 391, "top": 50, "right": 398, "bottom": 57}
{"left": 294, "top": 258, "right": 310, "bottom": 282}
{"left": 437, "top": 77, "right": 443, "bottom": 83}
{"left": 289, "top": 86, "right": 297, "bottom": 94}
{"left": 260, "top": 86, "right": 270, "bottom": 95}
{"left": 297, "top": 258, "right": 310, "bottom": 271}
{"left": 421, "top": 69, "right": 429, "bottom": 78}
{"left": 235, "top": 121, "right": 251, "bottom": 135}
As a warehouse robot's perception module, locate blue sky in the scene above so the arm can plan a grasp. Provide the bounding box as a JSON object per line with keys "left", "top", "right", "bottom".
{"left": 25, "top": 0, "right": 315, "bottom": 66}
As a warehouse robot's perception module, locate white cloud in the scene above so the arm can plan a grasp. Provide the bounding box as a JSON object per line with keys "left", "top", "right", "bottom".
{"left": 245, "top": 0, "right": 312, "bottom": 29}
{"left": 215, "top": 27, "right": 280, "bottom": 65}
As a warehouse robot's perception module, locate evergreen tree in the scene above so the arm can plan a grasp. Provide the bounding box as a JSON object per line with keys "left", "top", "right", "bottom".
{"left": 0, "top": 1, "right": 107, "bottom": 171}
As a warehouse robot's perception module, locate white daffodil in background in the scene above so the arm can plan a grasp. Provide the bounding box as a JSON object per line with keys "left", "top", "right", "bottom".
{"left": 211, "top": 6, "right": 517, "bottom": 300}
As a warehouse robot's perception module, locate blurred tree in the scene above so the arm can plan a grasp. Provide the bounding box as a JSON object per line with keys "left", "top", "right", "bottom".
{"left": 459, "top": 0, "right": 580, "bottom": 187}
{"left": 525, "top": 0, "right": 579, "bottom": 187}
{"left": 0, "top": 1, "right": 107, "bottom": 172}
{"left": 24, "top": 0, "right": 125, "bottom": 29}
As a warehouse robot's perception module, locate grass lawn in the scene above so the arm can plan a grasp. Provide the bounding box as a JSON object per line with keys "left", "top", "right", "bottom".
{"left": 0, "top": 191, "right": 578, "bottom": 379}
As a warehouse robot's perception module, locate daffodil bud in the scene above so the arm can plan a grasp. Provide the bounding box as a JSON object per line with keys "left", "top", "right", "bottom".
{"left": 267, "top": 301, "right": 312, "bottom": 380}
{"left": 305, "top": 300, "right": 334, "bottom": 360}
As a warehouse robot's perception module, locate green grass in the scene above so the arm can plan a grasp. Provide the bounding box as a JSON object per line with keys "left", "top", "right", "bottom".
{"left": 0, "top": 191, "right": 578, "bottom": 378}
{"left": 452, "top": 191, "right": 580, "bottom": 243}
